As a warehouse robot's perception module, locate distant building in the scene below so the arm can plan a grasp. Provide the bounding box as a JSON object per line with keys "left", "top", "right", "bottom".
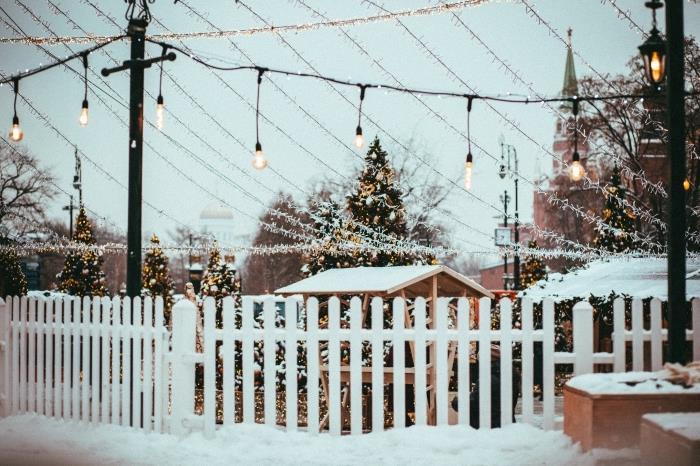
{"left": 198, "top": 203, "right": 237, "bottom": 244}
{"left": 479, "top": 259, "right": 515, "bottom": 291}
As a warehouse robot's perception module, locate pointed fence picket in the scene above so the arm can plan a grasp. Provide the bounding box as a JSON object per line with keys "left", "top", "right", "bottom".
{"left": 2, "top": 294, "right": 700, "bottom": 439}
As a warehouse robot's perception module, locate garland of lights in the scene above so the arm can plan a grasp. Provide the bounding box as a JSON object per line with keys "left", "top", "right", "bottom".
{"left": 0, "top": 1, "right": 489, "bottom": 45}
{"left": 3, "top": 2, "right": 695, "bottom": 259}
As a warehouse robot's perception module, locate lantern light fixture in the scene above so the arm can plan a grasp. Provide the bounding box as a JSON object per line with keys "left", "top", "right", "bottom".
{"left": 638, "top": 0, "right": 666, "bottom": 88}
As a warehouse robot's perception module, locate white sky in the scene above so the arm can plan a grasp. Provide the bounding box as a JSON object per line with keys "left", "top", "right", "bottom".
{"left": 1, "top": 0, "right": 698, "bottom": 255}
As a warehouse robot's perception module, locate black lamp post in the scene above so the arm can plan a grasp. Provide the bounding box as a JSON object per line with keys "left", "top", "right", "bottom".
{"left": 500, "top": 141, "right": 520, "bottom": 290}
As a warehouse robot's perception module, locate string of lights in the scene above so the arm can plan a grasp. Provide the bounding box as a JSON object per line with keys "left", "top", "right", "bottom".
{"left": 0, "top": 0, "right": 490, "bottom": 45}
{"left": 3, "top": 1, "right": 687, "bottom": 257}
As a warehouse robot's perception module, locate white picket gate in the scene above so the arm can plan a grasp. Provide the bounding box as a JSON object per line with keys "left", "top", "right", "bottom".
{"left": 1, "top": 294, "right": 699, "bottom": 438}
{"left": 0, "top": 295, "right": 170, "bottom": 432}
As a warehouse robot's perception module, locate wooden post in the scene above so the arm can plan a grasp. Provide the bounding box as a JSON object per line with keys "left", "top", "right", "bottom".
{"left": 170, "top": 299, "right": 197, "bottom": 436}
{"left": 572, "top": 301, "right": 593, "bottom": 376}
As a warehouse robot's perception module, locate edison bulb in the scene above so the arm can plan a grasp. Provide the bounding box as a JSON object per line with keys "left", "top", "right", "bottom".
{"left": 354, "top": 126, "right": 364, "bottom": 149}
{"left": 464, "top": 161, "right": 473, "bottom": 191}
{"left": 569, "top": 160, "right": 584, "bottom": 181}
{"left": 9, "top": 117, "right": 23, "bottom": 142}
{"left": 79, "top": 100, "right": 89, "bottom": 127}
{"left": 252, "top": 143, "right": 267, "bottom": 170}
{"left": 156, "top": 95, "right": 164, "bottom": 130}
{"left": 684, "top": 179, "right": 691, "bottom": 191}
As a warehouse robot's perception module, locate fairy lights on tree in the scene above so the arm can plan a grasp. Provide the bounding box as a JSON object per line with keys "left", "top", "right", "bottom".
{"left": 593, "top": 165, "right": 639, "bottom": 254}
{"left": 142, "top": 233, "right": 175, "bottom": 325}
{"left": 57, "top": 206, "right": 107, "bottom": 296}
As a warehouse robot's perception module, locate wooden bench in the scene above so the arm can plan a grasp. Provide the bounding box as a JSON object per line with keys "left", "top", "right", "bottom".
{"left": 640, "top": 413, "right": 700, "bottom": 466}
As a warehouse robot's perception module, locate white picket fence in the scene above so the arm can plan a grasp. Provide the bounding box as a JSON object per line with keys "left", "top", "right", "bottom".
{"left": 1, "top": 295, "right": 699, "bottom": 438}
{"left": 0, "top": 295, "right": 169, "bottom": 432}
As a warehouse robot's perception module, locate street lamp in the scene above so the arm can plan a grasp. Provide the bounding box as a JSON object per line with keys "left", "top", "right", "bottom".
{"left": 499, "top": 140, "right": 521, "bottom": 290}
{"left": 639, "top": 1, "right": 667, "bottom": 88}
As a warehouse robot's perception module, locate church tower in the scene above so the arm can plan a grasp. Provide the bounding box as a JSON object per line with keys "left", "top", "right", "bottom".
{"left": 551, "top": 29, "right": 588, "bottom": 176}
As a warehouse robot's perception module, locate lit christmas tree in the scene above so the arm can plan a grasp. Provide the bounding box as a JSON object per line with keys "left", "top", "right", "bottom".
{"left": 0, "top": 238, "right": 28, "bottom": 296}
{"left": 57, "top": 206, "right": 107, "bottom": 296}
{"left": 199, "top": 242, "right": 241, "bottom": 327}
{"left": 593, "top": 165, "right": 638, "bottom": 253}
{"left": 520, "top": 240, "right": 548, "bottom": 288}
{"left": 303, "top": 200, "right": 358, "bottom": 277}
{"left": 142, "top": 233, "right": 175, "bottom": 326}
{"left": 346, "top": 136, "right": 432, "bottom": 267}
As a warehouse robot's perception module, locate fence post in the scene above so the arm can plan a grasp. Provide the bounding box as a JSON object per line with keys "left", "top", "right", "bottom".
{"left": 573, "top": 301, "right": 594, "bottom": 376}
{"left": 170, "top": 299, "right": 197, "bottom": 436}
{"left": 0, "top": 297, "right": 9, "bottom": 418}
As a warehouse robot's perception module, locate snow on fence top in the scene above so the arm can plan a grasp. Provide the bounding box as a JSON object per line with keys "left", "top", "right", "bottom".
{"left": 275, "top": 265, "right": 494, "bottom": 298}
{"left": 519, "top": 257, "right": 700, "bottom": 302}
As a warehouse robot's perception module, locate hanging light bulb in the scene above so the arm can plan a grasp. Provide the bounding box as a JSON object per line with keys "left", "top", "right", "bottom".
{"left": 683, "top": 179, "right": 691, "bottom": 191}
{"left": 79, "top": 53, "right": 89, "bottom": 127}
{"left": 252, "top": 142, "right": 267, "bottom": 170}
{"left": 9, "top": 115, "right": 23, "bottom": 142}
{"left": 569, "top": 151, "right": 585, "bottom": 182}
{"left": 156, "top": 95, "right": 164, "bottom": 130}
{"left": 464, "top": 152, "right": 473, "bottom": 190}
{"left": 79, "top": 99, "right": 89, "bottom": 127}
{"left": 9, "top": 79, "right": 23, "bottom": 142}
{"left": 354, "top": 125, "right": 364, "bottom": 149}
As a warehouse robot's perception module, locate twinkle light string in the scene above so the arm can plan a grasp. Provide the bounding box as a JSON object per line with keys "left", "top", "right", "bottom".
{"left": 4, "top": 0, "right": 688, "bottom": 258}
{"left": 0, "top": 1, "right": 490, "bottom": 45}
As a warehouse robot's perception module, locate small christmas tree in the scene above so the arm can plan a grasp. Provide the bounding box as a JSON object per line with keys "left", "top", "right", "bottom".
{"left": 303, "top": 200, "right": 358, "bottom": 277}
{"left": 346, "top": 136, "right": 430, "bottom": 266}
{"left": 0, "top": 238, "right": 28, "bottom": 296}
{"left": 199, "top": 242, "right": 241, "bottom": 327}
{"left": 520, "top": 240, "right": 548, "bottom": 288}
{"left": 57, "top": 206, "right": 107, "bottom": 296}
{"left": 593, "top": 166, "right": 638, "bottom": 253}
{"left": 142, "top": 233, "right": 175, "bottom": 326}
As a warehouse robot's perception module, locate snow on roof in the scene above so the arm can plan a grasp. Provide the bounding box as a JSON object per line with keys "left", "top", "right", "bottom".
{"left": 275, "top": 265, "right": 494, "bottom": 298}
{"left": 519, "top": 257, "right": 700, "bottom": 302}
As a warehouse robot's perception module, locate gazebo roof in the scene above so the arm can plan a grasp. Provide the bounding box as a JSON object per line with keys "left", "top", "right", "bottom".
{"left": 275, "top": 265, "right": 494, "bottom": 299}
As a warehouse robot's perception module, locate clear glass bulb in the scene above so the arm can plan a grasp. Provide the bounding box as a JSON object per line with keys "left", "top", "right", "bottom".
{"left": 156, "top": 102, "right": 164, "bottom": 130}
{"left": 569, "top": 161, "right": 584, "bottom": 181}
{"left": 252, "top": 147, "right": 268, "bottom": 170}
{"left": 79, "top": 107, "right": 89, "bottom": 127}
{"left": 464, "top": 161, "right": 473, "bottom": 190}
{"left": 354, "top": 133, "right": 364, "bottom": 149}
{"left": 9, "top": 118, "right": 23, "bottom": 142}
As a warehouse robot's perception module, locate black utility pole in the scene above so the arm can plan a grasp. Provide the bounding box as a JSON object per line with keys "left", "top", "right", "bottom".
{"left": 62, "top": 195, "right": 74, "bottom": 239}
{"left": 102, "top": 18, "right": 175, "bottom": 301}
{"left": 513, "top": 168, "right": 520, "bottom": 291}
{"left": 500, "top": 191, "right": 510, "bottom": 289}
{"left": 665, "top": 0, "right": 686, "bottom": 364}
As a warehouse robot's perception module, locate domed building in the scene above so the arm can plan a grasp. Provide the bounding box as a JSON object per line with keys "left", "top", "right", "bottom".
{"left": 199, "top": 203, "right": 237, "bottom": 244}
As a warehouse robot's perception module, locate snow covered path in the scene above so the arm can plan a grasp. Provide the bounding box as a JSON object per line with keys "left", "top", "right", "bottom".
{"left": 0, "top": 415, "right": 634, "bottom": 466}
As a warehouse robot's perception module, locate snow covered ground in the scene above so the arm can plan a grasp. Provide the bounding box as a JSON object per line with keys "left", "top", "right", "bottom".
{"left": 0, "top": 414, "right": 637, "bottom": 466}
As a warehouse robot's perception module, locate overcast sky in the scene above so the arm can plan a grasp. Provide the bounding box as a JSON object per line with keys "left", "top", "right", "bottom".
{"left": 1, "top": 0, "right": 699, "bottom": 256}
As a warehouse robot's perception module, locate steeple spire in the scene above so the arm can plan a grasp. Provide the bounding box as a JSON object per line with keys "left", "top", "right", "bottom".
{"left": 562, "top": 28, "right": 578, "bottom": 98}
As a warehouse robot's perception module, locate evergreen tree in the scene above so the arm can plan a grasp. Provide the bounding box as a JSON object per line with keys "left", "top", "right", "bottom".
{"left": 57, "top": 206, "right": 107, "bottom": 296}
{"left": 142, "top": 233, "right": 175, "bottom": 326}
{"left": 199, "top": 242, "right": 241, "bottom": 327}
{"left": 346, "top": 137, "right": 431, "bottom": 266}
{"left": 593, "top": 166, "right": 638, "bottom": 253}
{"left": 0, "top": 238, "right": 28, "bottom": 296}
{"left": 520, "top": 240, "right": 548, "bottom": 288}
{"left": 303, "top": 200, "right": 358, "bottom": 277}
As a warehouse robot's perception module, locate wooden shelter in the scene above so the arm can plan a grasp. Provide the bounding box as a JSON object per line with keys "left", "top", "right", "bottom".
{"left": 276, "top": 265, "right": 494, "bottom": 427}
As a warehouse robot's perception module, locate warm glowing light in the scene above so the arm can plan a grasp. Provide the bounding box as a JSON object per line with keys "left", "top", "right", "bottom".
{"left": 252, "top": 142, "right": 267, "bottom": 170}
{"left": 464, "top": 152, "right": 473, "bottom": 190}
{"left": 650, "top": 51, "right": 662, "bottom": 83}
{"left": 570, "top": 161, "right": 584, "bottom": 181}
{"left": 156, "top": 95, "right": 164, "bottom": 130}
{"left": 354, "top": 125, "right": 364, "bottom": 149}
{"left": 9, "top": 116, "right": 23, "bottom": 142}
{"left": 684, "top": 179, "right": 691, "bottom": 191}
{"left": 79, "top": 100, "right": 89, "bottom": 127}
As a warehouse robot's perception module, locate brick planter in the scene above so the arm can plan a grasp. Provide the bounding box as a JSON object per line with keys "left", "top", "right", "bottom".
{"left": 564, "top": 385, "right": 700, "bottom": 451}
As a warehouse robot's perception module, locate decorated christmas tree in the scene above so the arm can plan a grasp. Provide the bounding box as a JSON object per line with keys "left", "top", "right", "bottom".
{"left": 57, "top": 206, "right": 107, "bottom": 296}
{"left": 346, "top": 136, "right": 431, "bottom": 267}
{"left": 593, "top": 165, "right": 638, "bottom": 253}
{"left": 303, "top": 200, "right": 358, "bottom": 277}
{"left": 199, "top": 242, "right": 241, "bottom": 327}
{"left": 0, "top": 238, "right": 28, "bottom": 296}
{"left": 142, "top": 233, "right": 175, "bottom": 326}
{"left": 520, "top": 240, "right": 548, "bottom": 288}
